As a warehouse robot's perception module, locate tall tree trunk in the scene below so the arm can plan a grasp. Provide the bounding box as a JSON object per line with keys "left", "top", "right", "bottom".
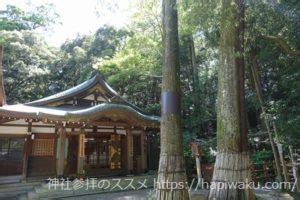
{"left": 209, "top": 0, "right": 254, "bottom": 199}
{"left": 249, "top": 50, "right": 283, "bottom": 182}
{"left": 188, "top": 35, "right": 199, "bottom": 97}
{"left": 0, "top": 46, "right": 6, "bottom": 106}
{"left": 156, "top": 0, "right": 189, "bottom": 199}
{"left": 188, "top": 35, "right": 202, "bottom": 130}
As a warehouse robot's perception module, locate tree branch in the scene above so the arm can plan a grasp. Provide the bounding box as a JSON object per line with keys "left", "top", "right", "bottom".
{"left": 261, "top": 35, "right": 300, "bottom": 56}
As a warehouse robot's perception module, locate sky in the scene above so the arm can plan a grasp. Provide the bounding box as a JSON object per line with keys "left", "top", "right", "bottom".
{"left": 0, "top": 0, "right": 133, "bottom": 47}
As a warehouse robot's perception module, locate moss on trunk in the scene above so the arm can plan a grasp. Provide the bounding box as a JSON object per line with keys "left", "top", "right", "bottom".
{"left": 209, "top": 0, "right": 254, "bottom": 199}
{"left": 156, "top": 0, "right": 189, "bottom": 199}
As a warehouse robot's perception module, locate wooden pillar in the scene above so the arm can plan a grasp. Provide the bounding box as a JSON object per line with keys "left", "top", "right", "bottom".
{"left": 22, "top": 123, "right": 32, "bottom": 180}
{"left": 141, "top": 130, "right": 146, "bottom": 172}
{"left": 273, "top": 122, "right": 289, "bottom": 182}
{"left": 195, "top": 156, "right": 203, "bottom": 185}
{"left": 22, "top": 135, "right": 31, "bottom": 180}
{"left": 57, "top": 126, "right": 66, "bottom": 176}
{"left": 277, "top": 143, "right": 289, "bottom": 182}
{"left": 77, "top": 129, "right": 85, "bottom": 175}
{"left": 289, "top": 146, "right": 300, "bottom": 191}
{"left": 126, "top": 129, "right": 133, "bottom": 174}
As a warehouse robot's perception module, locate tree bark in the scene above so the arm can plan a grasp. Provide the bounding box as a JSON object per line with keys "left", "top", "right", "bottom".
{"left": 260, "top": 35, "right": 300, "bottom": 56}
{"left": 155, "top": 0, "right": 189, "bottom": 199}
{"left": 0, "top": 46, "right": 6, "bottom": 106}
{"left": 209, "top": 0, "right": 254, "bottom": 199}
{"left": 188, "top": 35, "right": 199, "bottom": 97}
{"left": 188, "top": 35, "right": 202, "bottom": 130}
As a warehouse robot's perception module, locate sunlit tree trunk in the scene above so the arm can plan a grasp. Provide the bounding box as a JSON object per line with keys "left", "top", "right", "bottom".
{"left": 209, "top": 0, "right": 254, "bottom": 199}
{"left": 155, "top": 0, "right": 189, "bottom": 199}
{"left": 0, "top": 46, "right": 6, "bottom": 106}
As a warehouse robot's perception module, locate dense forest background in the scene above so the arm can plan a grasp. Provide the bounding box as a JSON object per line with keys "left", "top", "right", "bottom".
{"left": 0, "top": 0, "right": 299, "bottom": 172}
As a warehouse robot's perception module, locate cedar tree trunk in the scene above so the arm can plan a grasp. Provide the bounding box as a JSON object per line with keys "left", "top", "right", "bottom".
{"left": 209, "top": 0, "right": 254, "bottom": 199}
{"left": 155, "top": 0, "right": 190, "bottom": 199}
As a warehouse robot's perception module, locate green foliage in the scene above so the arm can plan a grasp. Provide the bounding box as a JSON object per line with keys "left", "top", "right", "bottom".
{"left": 1, "top": 30, "right": 58, "bottom": 103}
{"left": 246, "top": 0, "right": 300, "bottom": 146}
{"left": 202, "top": 147, "right": 216, "bottom": 163}
{"left": 0, "top": 4, "right": 59, "bottom": 31}
{"left": 147, "top": 190, "right": 156, "bottom": 200}
{"left": 96, "top": 28, "right": 162, "bottom": 114}
{"left": 0, "top": 4, "right": 60, "bottom": 104}
{"left": 49, "top": 26, "right": 130, "bottom": 93}
{"left": 251, "top": 150, "right": 274, "bottom": 164}
{"left": 182, "top": 130, "right": 195, "bottom": 178}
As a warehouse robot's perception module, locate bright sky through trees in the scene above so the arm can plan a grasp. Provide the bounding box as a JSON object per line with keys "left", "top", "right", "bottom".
{"left": 0, "top": 0, "right": 133, "bottom": 46}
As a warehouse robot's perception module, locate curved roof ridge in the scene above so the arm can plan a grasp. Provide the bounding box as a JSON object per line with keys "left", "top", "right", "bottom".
{"left": 25, "top": 71, "right": 149, "bottom": 116}
{"left": 67, "top": 103, "right": 160, "bottom": 122}
{"left": 26, "top": 74, "right": 99, "bottom": 106}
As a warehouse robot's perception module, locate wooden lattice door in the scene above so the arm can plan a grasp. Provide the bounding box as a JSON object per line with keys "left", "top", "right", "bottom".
{"left": 27, "top": 134, "right": 56, "bottom": 176}
{"left": 0, "top": 137, "right": 24, "bottom": 175}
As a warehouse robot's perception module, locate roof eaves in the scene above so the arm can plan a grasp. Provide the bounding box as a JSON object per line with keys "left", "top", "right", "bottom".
{"left": 0, "top": 103, "right": 160, "bottom": 126}
{"left": 26, "top": 75, "right": 98, "bottom": 106}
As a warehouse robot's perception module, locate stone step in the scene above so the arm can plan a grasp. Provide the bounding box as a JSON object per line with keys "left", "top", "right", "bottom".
{"left": 21, "top": 174, "right": 156, "bottom": 200}
{"left": 0, "top": 181, "right": 41, "bottom": 199}
{"left": 0, "top": 175, "right": 22, "bottom": 185}
{"left": 0, "top": 182, "right": 40, "bottom": 190}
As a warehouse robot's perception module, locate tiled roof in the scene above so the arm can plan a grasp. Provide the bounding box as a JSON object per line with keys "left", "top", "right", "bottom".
{"left": 0, "top": 103, "right": 160, "bottom": 126}
{"left": 26, "top": 72, "right": 114, "bottom": 106}
{"left": 0, "top": 72, "right": 160, "bottom": 127}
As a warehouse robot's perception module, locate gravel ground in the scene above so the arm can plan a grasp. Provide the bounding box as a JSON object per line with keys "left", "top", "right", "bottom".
{"left": 60, "top": 189, "right": 299, "bottom": 200}
{"left": 60, "top": 189, "right": 152, "bottom": 200}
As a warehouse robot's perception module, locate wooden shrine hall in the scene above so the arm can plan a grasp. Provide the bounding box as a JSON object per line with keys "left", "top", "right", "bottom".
{"left": 0, "top": 62, "right": 160, "bottom": 180}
